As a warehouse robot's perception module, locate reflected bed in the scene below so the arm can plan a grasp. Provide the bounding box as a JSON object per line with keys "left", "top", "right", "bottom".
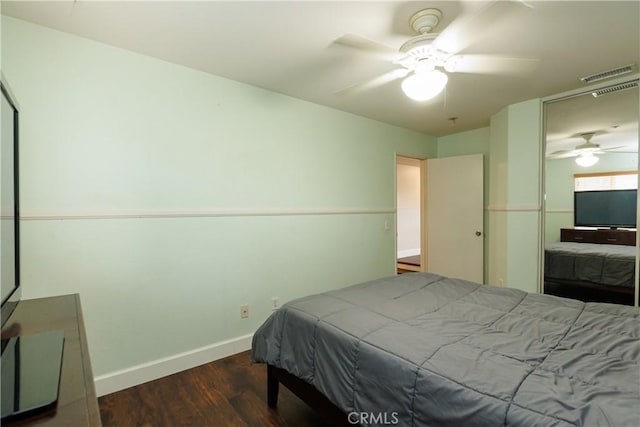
{"left": 544, "top": 242, "right": 636, "bottom": 305}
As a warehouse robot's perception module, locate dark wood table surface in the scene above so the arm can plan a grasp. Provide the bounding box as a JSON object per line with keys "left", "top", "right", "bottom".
{"left": 1, "top": 294, "right": 101, "bottom": 426}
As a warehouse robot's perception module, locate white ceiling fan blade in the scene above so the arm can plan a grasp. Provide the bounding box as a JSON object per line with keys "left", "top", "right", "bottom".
{"left": 335, "top": 68, "right": 410, "bottom": 97}
{"left": 433, "top": 0, "right": 525, "bottom": 54}
{"left": 515, "top": 0, "right": 535, "bottom": 9}
{"left": 600, "top": 145, "right": 638, "bottom": 153}
{"left": 330, "top": 33, "right": 397, "bottom": 60}
{"left": 547, "top": 150, "right": 579, "bottom": 159}
{"left": 445, "top": 54, "right": 539, "bottom": 75}
{"left": 548, "top": 144, "right": 637, "bottom": 159}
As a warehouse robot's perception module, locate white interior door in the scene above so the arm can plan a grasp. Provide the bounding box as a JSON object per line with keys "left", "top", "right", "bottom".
{"left": 426, "top": 154, "right": 484, "bottom": 282}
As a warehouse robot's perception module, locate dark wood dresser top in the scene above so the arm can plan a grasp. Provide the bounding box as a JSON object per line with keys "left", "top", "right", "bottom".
{"left": 1, "top": 294, "right": 101, "bottom": 426}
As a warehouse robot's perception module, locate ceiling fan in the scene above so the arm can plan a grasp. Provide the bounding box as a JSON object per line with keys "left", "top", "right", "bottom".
{"left": 333, "top": 2, "right": 537, "bottom": 101}
{"left": 547, "top": 132, "right": 631, "bottom": 167}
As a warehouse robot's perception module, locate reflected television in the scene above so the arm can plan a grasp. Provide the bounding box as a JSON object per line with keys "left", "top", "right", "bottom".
{"left": 574, "top": 189, "right": 638, "bottom": 229}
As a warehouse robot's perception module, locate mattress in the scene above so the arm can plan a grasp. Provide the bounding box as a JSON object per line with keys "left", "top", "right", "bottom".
{"left": 251, "top": 272, "right": 640, "bottom": 426}
{"left": 545, "top": 242, "right": 636, "bottom": 288}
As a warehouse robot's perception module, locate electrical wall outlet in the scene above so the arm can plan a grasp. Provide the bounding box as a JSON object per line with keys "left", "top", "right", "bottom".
{"left": 240, "top": 304, "right": 249, "bottom": 318}
{"left": 271, "top": 297, "right": 279, "bottom": 311}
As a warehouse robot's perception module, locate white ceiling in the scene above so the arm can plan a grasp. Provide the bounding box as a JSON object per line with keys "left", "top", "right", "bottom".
{"left": 545, "top": 86, "right": 639, "bottom": 156}
{"left": 2, "top": 0, "right": 639, "bottom": 138}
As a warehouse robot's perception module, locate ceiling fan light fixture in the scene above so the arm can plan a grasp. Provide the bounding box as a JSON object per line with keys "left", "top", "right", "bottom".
{"left": 401, "top": 70, "right": 448, "bottom": 101}
{"left": 575, "top": 152, "right": 599, "bottom": 167}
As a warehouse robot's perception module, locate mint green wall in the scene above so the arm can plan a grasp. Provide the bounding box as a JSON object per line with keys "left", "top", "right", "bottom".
{"left": 488, "top": 99, "right": 542, "bottom": 293}
{"left": 436, "top": 101, "right": 544, "bottom": 294}
{"left": 437, "top": 127, "right": 490, "bottom": 201}
{"left": 545, "top": 153, "right": 638, "bottom": 242}
{"left": 436, "top": 127, "right": 491, "bottom": 282}
{"left": 2, "top": 17, "right": 436, "bottom": 377}
{"left": 488, "top": 108, "right": 509, "bottom": 287}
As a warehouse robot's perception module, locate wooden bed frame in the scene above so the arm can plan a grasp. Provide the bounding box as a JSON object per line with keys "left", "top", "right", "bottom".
{"left": 267, "top": 364, "right": 353, "bottom": 426}
{"left": 544, "top": 278, "right": 635, "bottom": 305}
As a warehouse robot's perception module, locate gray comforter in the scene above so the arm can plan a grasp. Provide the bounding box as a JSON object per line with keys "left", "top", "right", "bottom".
{"left": 251, "top": 272, "right": 640, "bottom": 426}
{"left": 545, "top": 242, "right": 636, "bottom": 288}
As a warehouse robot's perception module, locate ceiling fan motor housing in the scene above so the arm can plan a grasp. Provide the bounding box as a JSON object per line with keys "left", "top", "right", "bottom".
{"left": 398, "top": 9, "right": 454, "bottom": 72}
{"left": 398, "top": 33, "right": 454, "bottom": 72}
{"left": 409, "top": 9, "right": 442, "bottom": 34}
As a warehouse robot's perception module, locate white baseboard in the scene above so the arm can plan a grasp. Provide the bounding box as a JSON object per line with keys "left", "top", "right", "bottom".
{"left": 397, "top": 248, "right": 420, "bottom": 258}
{"left": 94, "top": 333, "right": 254, "bottom": 397}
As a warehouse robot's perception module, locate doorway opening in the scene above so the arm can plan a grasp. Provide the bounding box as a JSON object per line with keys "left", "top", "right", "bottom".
{"left": 396, "top": 156, "right": 424, "bottom": 274}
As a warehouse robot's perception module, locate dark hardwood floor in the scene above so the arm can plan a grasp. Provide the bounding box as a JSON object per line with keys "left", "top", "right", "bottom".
{"left": 99, "top": 351, "right": 327, "bottom": 427}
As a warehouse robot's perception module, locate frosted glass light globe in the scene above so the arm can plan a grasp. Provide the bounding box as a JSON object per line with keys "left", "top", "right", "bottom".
{"left": 575, "top": 152, "right": 599, "bottom": 167}
{"left": 401, "top": 70, "right": 448, "bottom": 101}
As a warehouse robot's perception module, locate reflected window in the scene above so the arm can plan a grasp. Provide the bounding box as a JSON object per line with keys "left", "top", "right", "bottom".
{"left": 575, "top": 171, "right": 638, "bottom": 191}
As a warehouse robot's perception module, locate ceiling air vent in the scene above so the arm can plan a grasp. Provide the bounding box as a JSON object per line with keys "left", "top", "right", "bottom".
{"left": 580, "top": 64, "right": 635, "bottom": 84}
{"left": 591, "top": 80, "right": 638, "bottom": 98}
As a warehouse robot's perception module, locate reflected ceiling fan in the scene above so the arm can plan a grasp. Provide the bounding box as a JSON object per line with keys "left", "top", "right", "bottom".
{"left": 547, "top": 132, "right": 631, "bottom": 167}
{"left": 333, "top": 2, "right": 537, "bottom": 101}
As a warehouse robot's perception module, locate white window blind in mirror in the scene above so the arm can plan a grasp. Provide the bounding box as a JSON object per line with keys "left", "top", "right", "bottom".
{"left": 575, "top": 171, "right": 638, "bottom": 191}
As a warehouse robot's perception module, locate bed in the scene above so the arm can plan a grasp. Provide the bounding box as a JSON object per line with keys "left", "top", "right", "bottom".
{"left": 251, "top": 272, "right": 639, "bottom": 426}
{"left": 544, "top": 242, "right": 636, "bottom": 304}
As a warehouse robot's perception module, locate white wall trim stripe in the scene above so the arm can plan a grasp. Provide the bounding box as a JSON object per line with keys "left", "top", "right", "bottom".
{"left": 486, "top": 205, "right": 541, "bottom": 212}
{"left": 21, "top": 208, "right": 396, "bottom": 221}
{"left": 94, "top": 333, "right": 253, "bottom": 397}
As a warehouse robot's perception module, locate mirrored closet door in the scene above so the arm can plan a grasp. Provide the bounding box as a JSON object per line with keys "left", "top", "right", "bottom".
{"left": 542, "top": 78, "right": 639, "bottom": 306}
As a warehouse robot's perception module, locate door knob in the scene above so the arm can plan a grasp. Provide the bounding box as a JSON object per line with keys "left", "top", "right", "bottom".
{"left": 475, "top": 231, "right": 482, "bottom": 236}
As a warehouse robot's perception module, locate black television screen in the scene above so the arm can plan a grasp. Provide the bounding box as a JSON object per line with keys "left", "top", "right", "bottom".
{"left": 574, "top": 189, "right": 638, "bottom": 228}
{"left": 1, "top": 80, "right": 20, "bottom": 328}
{"left": 1, "top": 79, "right": 65, "bottom": 421}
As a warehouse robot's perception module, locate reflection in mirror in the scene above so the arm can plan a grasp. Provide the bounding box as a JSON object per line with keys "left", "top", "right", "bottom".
{"left": 543, "top": 82, "right": 638, "bottom": 306}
